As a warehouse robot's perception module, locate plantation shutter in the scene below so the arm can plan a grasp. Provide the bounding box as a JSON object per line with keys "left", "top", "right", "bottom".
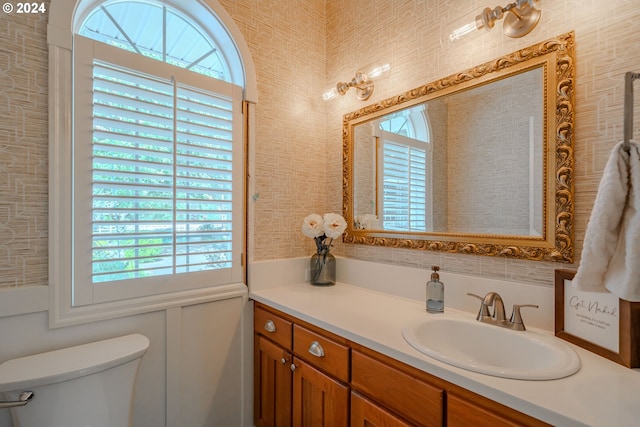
{"left": 73, "top": 36, "right": 243, "bottom": 306}
{"left": 381, "top": 140, "right": 428, "bottom": 231}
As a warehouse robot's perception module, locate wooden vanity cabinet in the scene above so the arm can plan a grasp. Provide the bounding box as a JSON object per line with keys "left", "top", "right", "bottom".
{"left": 254, "top": 302, "right": 550, "bottom": 427}
{"left": 254, "top": 306, "right": 293, "bottom": 427}
{"left": 254, "top": 303, "right": 350, "bottom": 427}
{"left": 291, "top": 324, "right": 350, "bottom": 426}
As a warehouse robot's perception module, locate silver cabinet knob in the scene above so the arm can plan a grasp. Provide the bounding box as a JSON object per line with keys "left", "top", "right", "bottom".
{"left": 290, "top": 363, "right": 297, "bottom": 372}
{"left": 264, "top": 320, "right": 276, "bottom": 333}
{"left": 308, "top": 341, "right": 325, "bottom": 358}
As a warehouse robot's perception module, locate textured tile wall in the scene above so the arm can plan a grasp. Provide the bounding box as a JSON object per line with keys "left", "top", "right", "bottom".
{"left": 0, "top": 4, "right": 48, "bottom": 287}
{"left": 1, "top": 0, "right": 640, "bottom": 290}
{"left": 219, "top": 0, "right": 328, "bottom": 262}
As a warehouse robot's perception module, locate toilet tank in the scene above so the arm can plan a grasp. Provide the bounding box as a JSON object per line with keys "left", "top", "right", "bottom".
{"left": 0, "top": 334, "right": 150, "bottom": 427}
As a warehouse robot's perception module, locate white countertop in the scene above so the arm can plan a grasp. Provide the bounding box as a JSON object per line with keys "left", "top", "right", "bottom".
{"left": 250, "top": 282, "right": 640, "bottom": 427}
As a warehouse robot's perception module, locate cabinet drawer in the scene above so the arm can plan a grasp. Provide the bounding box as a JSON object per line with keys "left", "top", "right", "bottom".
{"left": 293, "top": 325, "right": 350, "bottom": 383}
{"left": 254, "top": 305, "right": 293, "bottom": 349}
{"left": 351, "top": 392, "right": 414, "bottom": 427}
{"left": 351, "top": 350, "right": 444, "bottom": 427}
{"left": 448, "top": 394, "right": 519, "bottom": 427}
{"left": 447, "top": 393, "right": 551, "bottom": 427}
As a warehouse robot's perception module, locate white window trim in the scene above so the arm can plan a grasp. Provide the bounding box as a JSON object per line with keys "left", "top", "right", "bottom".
{"left": 48, "top": 0, "right": 255, "bottom": 328}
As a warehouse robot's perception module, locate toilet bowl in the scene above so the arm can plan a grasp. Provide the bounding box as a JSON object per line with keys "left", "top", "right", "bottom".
{"left": 0, "top": 333, "right": 149, "bottom": 427}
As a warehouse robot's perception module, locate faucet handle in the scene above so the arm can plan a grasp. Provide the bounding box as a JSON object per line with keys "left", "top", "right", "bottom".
{"left": 510, "top": 304, "right": 539, "bottom": 331}
{"left": 467, "top": 293, "right": 491, "bottom": 319}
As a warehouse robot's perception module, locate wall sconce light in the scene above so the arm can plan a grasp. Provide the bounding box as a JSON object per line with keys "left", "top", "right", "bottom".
{"left": 449, "top": 0, "right": 541, "bottom": 41}
{"left": 323, "top": 63, "right": 390, "bottom": 101}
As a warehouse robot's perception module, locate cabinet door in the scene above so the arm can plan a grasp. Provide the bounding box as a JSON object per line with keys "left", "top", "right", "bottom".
{"left": 254, "top": 335, "right": 292, "bottom": 427}
{"left": 351, "top": 392, "right": 414, "bottom": 427}
{"left": 292, "top": 357, "right": 349, "bottom": 427}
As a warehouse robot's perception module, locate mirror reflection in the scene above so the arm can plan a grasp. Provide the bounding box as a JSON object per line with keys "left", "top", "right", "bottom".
{"left": 353, "top": 68, "right": 543, "bottom": 236}
{"left": 343, "top": 32, "right": 575, "bottom": 262}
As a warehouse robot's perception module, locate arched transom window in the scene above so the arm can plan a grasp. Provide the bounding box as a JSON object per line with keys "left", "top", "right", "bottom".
{"left": 78, "top": 1, "right": 230, "bottom": 80}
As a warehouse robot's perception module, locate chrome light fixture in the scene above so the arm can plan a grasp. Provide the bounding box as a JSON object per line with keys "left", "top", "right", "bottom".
{"left": 323, "top": 63, "right": 390, "bottom": 101}
{"left": 450, "top": 0, "right": 541, "bottom": 41}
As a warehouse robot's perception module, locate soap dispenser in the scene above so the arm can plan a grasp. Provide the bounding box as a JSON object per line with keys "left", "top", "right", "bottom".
{"left": 426, "top": 266, "right": 444, "bottom": 313}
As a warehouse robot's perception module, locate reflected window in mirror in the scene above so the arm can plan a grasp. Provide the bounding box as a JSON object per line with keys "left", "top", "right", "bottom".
{"left": 354, "top": 105, "right": 433, "bottom": 232}
{"left": 378, "top": 106, "right": 431, "bottom": 232}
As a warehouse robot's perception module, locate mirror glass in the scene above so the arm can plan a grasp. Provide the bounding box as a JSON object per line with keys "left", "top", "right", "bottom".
{"left": 343, "top": 33, "right": 575, "bottom": 262}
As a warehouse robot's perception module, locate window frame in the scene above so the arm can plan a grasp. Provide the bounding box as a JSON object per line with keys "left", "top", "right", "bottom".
{"left": 48, "top": 0, "right": 256, "bottom": 328}
{"left": 74, "top": 35, "right": 244, "bottom": 306}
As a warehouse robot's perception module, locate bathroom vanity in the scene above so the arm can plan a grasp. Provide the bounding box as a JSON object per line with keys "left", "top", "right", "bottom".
{"left": 249, "top": 263, "right": 640, "bottom": 427}
{"left": 254, "top": 301, "right": 549, "bottom": 427}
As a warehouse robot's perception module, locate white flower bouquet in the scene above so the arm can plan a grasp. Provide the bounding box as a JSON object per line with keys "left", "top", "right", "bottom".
{"left": 302, "top": 213, "right": 347, "bottom": 285}
{"left": 302, "top": 213, "right": 347, "bottom": 255}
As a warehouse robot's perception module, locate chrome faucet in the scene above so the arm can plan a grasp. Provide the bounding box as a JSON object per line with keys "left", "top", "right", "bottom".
{"left": 467, "top": 292, "right": 538, "bottom": 331}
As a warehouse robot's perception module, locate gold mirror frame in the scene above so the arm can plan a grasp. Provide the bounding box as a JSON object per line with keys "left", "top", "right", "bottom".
{"left": 342, "top": 32, "right": 574, "bottom": 262}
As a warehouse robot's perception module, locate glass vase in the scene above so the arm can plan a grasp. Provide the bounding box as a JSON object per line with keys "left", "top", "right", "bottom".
{"left": 309, "top": 252, "right": 336, "bottom": 286}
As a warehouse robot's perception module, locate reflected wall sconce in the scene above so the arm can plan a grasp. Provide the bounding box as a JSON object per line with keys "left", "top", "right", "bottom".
{"left": 323, "top": 63, "right": 390, "bottom": 101}
{"left": 450, "top": 0, "right": 541, "bottom": 42}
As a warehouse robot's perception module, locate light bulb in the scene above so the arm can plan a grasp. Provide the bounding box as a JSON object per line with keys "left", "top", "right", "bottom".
{"left": 367, "top": 63, "right": 390, "bottom": 79}
{"left": 322, "top": 87, "right": 339, "bottom": 101}
{"left": 449, "top": 21, "right": 478, "bottom": 41}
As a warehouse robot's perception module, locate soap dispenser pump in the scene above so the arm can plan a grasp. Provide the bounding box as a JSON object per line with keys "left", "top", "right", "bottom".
{"left": 426, "top": 266, "right": 444, "bottom": 314}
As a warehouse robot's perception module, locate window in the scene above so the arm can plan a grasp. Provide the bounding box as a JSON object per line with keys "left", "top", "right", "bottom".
{"left": 377, "top": 106, "right": 432, "bottom": 232}
{"left": 48, "top": 0, "right": 255, "bottom": 325}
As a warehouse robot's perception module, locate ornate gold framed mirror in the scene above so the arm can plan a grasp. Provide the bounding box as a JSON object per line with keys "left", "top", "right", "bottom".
{"left": 342, "top": 32, "right": 574, "bottom": 262}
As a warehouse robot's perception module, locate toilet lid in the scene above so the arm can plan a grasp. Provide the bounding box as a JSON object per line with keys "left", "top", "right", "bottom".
{"left": 0, "top": 334, "right": 149, "bottom": 392}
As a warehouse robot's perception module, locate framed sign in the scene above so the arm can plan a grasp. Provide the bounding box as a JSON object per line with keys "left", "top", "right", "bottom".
{"left": 555, "top": 269, "right": 640, "bottom": 368}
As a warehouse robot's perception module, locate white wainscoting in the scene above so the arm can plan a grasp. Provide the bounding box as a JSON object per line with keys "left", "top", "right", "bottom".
{"left": 0, "top": 286, "right": 253, "bottom": 427}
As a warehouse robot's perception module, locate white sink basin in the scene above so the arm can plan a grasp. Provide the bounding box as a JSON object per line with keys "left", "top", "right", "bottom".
{"left": 402, "top": 315, "right": 581, "bottom": 380}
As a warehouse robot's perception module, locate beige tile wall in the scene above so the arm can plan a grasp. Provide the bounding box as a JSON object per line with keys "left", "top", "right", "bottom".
{"left": 1, "top": 0, "right": 640, "bottom": 289}
{"left": 219, "top": 0, "right": 328, "bottom": 262}
{"left": 0, "top": 5, "right": 48, "bottom": 287}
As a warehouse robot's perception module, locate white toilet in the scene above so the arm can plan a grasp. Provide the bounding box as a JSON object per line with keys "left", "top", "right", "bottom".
{"left": 0, "top": 333, "right": 149, "bottom": 427}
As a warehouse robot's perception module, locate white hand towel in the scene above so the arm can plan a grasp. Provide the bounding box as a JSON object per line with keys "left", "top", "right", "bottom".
{"left": 573, "top": 140, "right": 640, "bottom": 301}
